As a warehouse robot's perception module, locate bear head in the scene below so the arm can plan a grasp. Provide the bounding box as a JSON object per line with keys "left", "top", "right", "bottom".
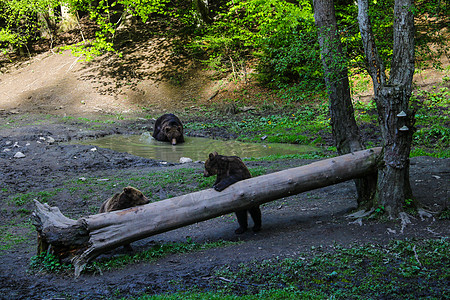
{"left": 163, "top": 123, "right": 183, "bottom": 145}
{"left": 119, "top": 186, "right": 150, "bottom": 207}
{"left": 204, "top": 151, "right": 221, "bottom": 177}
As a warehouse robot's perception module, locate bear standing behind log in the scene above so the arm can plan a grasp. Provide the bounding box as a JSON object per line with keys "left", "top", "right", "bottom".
{"left": 152, "top": 113, "right": 185, "bottom": 145}
{"left": 204, "top": 152, "right": 262, "bottom": 234}
{"left": 99, "top": 186, "right": 150, "bottom": 251}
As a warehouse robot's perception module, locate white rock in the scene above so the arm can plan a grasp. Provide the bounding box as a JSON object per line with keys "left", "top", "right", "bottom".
{"left": 47, "top": 136, "right": 55, "bottom": 144}
{"left": 180, "top": 157, "right": 193, "bottom": 164}
{"left": 90, "top": 147, "right": 97, "bottom": 152}
{"left": 14, "top": 152, "right": 26, "bottom": 158}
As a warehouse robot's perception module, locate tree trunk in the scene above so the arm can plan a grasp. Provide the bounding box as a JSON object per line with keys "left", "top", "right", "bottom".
{"left": 313, "top": 0, "right": 377, "bottom": 207}
{"left": 358, "top": 0, "right": 415, "bottom": 217}
{"left": 32, "top": 148, "right": 381, "bottom": 277}
{"left": 59, "top": 2, "right": 78, "bottom": 32}
{"left": 193, "top": 0, "right": 212, "bottom": 25}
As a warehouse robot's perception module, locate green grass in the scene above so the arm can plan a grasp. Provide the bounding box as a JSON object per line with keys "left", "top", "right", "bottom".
{"left": 106, "top": 238, "right": 450, "bottom": 299}
{"left": 132, "top": 289, "right": 328, "bottom": 300}
{"left": 9, "top": 189, "right": 60, "bottom": 206}
{"left": 204, "top": 238, "right": 450, "bottom": 299}
{"left": 184, "top": 103, "right": 331, "bottom": 146}
{"left": 29, "top": 238, "right": 241, "bottom": 275}
{"left": 0, "top": 220, "right": 33, "bottom": 251}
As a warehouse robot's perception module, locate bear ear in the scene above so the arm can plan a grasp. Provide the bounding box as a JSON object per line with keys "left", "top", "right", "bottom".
{"left": 123, "top": 186, "right": 132, "bottom": 193}
{"left": 208, "top": 152, "right": 215, "bottom": 159}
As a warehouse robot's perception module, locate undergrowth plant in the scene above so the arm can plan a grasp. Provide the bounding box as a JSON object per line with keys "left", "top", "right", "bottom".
{"left": 207, "top": 238, "right": 450, "bottom": 299}
{"left": 29, "top": 238, "right": 240, "bottom": 275}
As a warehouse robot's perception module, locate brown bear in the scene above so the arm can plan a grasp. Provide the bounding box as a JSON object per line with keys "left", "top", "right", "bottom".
{"left": 204, "top": 152, "right": 262, "bottom": 234}
{"left": 99, "top": 186, "right": 150, "bottom": 251}
{"left": 152, "top": 113, "right": 185, "bottom": 145}
{"left": 99, "top": 186, "right": 150, "bottom": 213}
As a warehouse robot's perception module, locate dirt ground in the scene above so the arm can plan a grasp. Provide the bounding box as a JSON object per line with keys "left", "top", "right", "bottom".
{"left": 0, "top": 43, "right": 449, "bottom": 299}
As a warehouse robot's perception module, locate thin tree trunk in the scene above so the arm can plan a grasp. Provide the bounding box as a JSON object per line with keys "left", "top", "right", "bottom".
{"left": 358, "top": 0, "right": 415, "bottom": 217}
{"left": 193, "top": 0, "right": 212, "bottom": 24}
{"left": 32, "top": 148, "right": 382, "bottom": 277}
{"left": 60, "top": 2, "right": 78, "bottom": 32}
{"left": 313, "top": 0, "right": 377, "bottom": 207}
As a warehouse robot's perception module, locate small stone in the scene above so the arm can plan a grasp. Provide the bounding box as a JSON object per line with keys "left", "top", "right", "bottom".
{"left": 180, "top": 157, "right": 193, "bottom": 164}
{"left": 47, "top": 136, "right": 55, "bottom": 144}
{"left": 14, "top": 152, "right": 26, "bottom": 158}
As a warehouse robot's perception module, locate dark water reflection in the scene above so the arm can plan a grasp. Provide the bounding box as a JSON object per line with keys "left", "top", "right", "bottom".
{"left": 79, "top": 133, "right": 318, "bottom": 163}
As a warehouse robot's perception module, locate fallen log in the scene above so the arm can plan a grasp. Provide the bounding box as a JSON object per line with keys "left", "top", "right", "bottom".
{"left": 32, "top": 147, "right": 382, "bottom": 276}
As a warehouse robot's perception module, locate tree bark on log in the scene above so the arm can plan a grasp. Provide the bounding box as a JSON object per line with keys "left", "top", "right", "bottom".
{"left": 32, "top": 147, "right": 382, "bottom": 277}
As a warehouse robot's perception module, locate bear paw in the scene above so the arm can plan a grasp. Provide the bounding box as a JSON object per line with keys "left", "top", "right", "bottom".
{"left": 234, "top": 227, "right": 247, "bottom": 234}
{"left": 252, "top": 226, "right": 261, "bottom": 232}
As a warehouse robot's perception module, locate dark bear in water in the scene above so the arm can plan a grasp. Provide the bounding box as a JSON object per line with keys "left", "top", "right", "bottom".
{"left": 152, "top": 113, "right": 185, "bottom": 145}
{"left": 99, "top": 186, "right": 150, "bottom": 251}
{"left": 203, "top": 152, "right": 262, "bottom": 234}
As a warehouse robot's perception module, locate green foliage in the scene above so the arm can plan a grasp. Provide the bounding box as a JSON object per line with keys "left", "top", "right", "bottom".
{"left": 29, "top": 238, "right": 240, "bottom": 274}
{"left": 10, "top": 190, "right": 59, "bottom": 206}
{"left": 61, "top": 0, "right": 170, "bottom": 60}
{"left": 185, "top": 103, "right": 330, "bottom": 145}
{"left": 239, "top": 104, "right": 330, "bottom": 144}
{"left": 0, "top": 0, "right": 59, "bottom": 54}
{"left": 414, "top": 0, "right": 450, "bottom": 69}
{"left": 30, "top": 253, "right": 71, "bottom": 273}
{"left": 92, "top": 238, "right": 239, "bottom": 272}
{"left": 0, "top": 222, "right": 29, "bottom": 251}
{"left": 135, "top": 289, "right": 327, "bottom": 300}
{"left": 244, "top": 152, "right": 329, "bottom": 161}
{"left": 207, "top": 238, "right": 450, "bottom": 299}
{"left": 191, "top": 0, "right": 321, "bottom": 94}
{"left": 411, "top": 86, "right": 450, "bottom": 156}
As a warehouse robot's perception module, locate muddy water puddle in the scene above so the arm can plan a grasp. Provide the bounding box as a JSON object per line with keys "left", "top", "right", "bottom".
{"left": 79, "top": 133, "right": 318, "bottom": 163}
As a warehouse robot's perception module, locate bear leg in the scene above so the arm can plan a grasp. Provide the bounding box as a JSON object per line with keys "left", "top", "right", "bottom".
{"left": 234, "top": 210, "right": 248, "bottom": 234}
{"left": 214, "top": 176, "right": 239, "bottom": 191}
{"left": 248, "top": 206, "right": 262, "bottom": 232}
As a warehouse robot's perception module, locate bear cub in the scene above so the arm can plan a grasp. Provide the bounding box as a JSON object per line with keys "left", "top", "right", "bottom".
{"left": 152, "top": 113, "right": 185, "bottom": 145}
{"left": 99, "top": 186, "right": 150, "bottom": 251}
{"left": 99, "top": 186, "right": 149, "bottom": 213}
{"left": 204, "top": 152, "right": 262, "bottom": 234}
